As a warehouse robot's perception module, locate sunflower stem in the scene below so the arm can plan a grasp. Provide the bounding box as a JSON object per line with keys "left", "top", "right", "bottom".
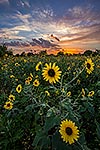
{"left": 66, "top": 67, "right": 85, "bottom": 86}
{"left": 76, "top": 141, "right": 86, "bottom": 150}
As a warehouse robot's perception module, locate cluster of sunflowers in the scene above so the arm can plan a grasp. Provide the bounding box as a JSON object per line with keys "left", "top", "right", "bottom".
{"left": 3, "top": 58, "right": 95, "bottom": 145}
{"left": 0, "top": 54, "right": 100, "bottom": 150}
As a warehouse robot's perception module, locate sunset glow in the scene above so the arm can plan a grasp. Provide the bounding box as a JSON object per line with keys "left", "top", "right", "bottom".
{"left": 0, "top": 0, "right": 100, "bottom": 54}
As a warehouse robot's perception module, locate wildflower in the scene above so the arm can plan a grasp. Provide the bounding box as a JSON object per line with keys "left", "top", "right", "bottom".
{"left": 67, "top": 66, "right": 71, "bottom": 70}
{"left": 77, "top": 79, "right": 80, "bottom": 84}
{"left": 82, "top": 88, "right": 85, "bottom": 97}
{"left": 8, "top": 94, "right": 15, "bottom": 102}
{"left": 25, "top": 79, "right": 30, "bottom": 85}
{"left": 33, "top": 79, "right": 40, "bottom": 87}
{"left": 88, "top": 91, "right": 94, "bottom": 97}
{"left": 15, "top": 78, "right": 18, "bottom": 81}
{"left": 35, "top": 75, "right": 39, "bottom": 78}
{"left": 85, "top": 58, "right": 94, "bottom": 74}
{"left": 5, "top": 54, "right": 8, "bottom": 57}
{"left": 24, "top": 59, "right": 26, "bottom": 63}
{"left": 45, "top": 90, "right": 50, "bottom": 96}
{"left": 15, "top": 63, "right": 20, "bottom": 66}
{"left": 10, "top": 75, "right": 15, "bottom": 78}
{"left": 16, "top": 84, "right": 22, "bottom": 93}
{"left": 35, "top": 61, "right": 42, "bottom": 71}
{"left": 55, "top": 90, "right": 59, "bottom": 95}
{"left": 59, "top": 119, "right": 79, "bottom": 144}
{"left": 27, "top": 76, "right": 32, "bottom": 81}
{"left": 30, "top": 73, "right": 33, "bottom": 78}
{"left": 42, "top": 63, "right": 61, "bottom": 84}
{"left": 4, "top": 101, "right": 13, "bottom": 110}
{"left": 67, "top": 91, "right": 71, "bottom": 97}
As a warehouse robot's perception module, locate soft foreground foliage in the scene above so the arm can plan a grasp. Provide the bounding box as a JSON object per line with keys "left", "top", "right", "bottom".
{"left": 0, "top": 53, "right": 100, "bottom": 150}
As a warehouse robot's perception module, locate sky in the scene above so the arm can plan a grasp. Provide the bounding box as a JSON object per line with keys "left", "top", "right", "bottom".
{"left": 0, "top": 0, "right": 100, "bottom": 54}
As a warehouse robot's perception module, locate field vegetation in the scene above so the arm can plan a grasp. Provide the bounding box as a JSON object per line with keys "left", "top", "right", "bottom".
{"left": 0, "top": 45, "right": 100, "bottom": 150}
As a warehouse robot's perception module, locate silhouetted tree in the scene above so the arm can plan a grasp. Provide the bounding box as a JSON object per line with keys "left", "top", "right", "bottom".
{"left": 0, "top": 44, "right": 7, "bottom": 57}
{"left": 83, "top": 50, "right": 93, "bottom": 56}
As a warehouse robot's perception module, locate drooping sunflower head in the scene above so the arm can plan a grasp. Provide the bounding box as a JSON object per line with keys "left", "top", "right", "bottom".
{"left": 35, "top": 61, "right": 42, "bottom": 71}
{"left": 81, "top": 88, "right": 85, "bottom": 97}
{"left": 27, "top": 76, "right": 32, "bottom": 81}
{"left": 42, "top": 63, "right": 62, "bottom": 84}
{"left": 88, "top": 91, "right": 94, "bottom": 97}
{"left": 8, "top": 94, "right": 15, "bottom": 102}
{"left": 16, "top": 84, "right": 22, "bottom": 93}
{"left": 33, "top": 79, "right": 40, "bottom": 87}
{"left": 67, "top": 91, "right": 71, "bottom": 97}
{"left": 25, "top": 79, "right": 30, "bottom": 85}
{"left": 85, "top": 58, "right": 94, "bottom": 74}
{"left": 45, "top": 90, "right": 50, "bottom": 96}
{"left": 59, "top": 119, "right": 79, "bottom": 144}
{"left": 15, "top": 63, "right": 20, "bottom": 66}
{"left": 4, "top": 101, "right": 13, "bottom": 110}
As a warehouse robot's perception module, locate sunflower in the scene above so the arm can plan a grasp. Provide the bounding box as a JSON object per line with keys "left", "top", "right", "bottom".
{"left": 10, "top": 75, "right": 15, "bottom": 78}
{"left": 85, "top": 58, "right": 94, "bottom": 74}
{"left": 27, "top": 76, "right": 32, "bottom": 81}
{"left": 4, "top": 101, "right": 13, "bottom": 110}
{"left": 33, "top": 79, "right": 40, "bottom": 87}
{"left": 82, "top": 88, "right": 85, "bottom": 97}
{"left": 45, "top": 90, "right": 50, "bottom": 96}
{"left": 77, "top": 79, "right": 80, "bottom": 84}
{"left": 88, "top": 91, "right": 94, "bottom": 97}
{"left": 15, "top": 63, "right": 20, "bottom": 66}
{"left": 25, "top": 79, "right": 30, "bottom": 85}
{"left": 35, "top": 61, "right": 42, "bottom": 71}
{"left": 30, "top": 73, "right": 33, "bottom": 78}
{"left": 59, "top": 119, "right": 79, "bottom": 144}
{"left": 16, "top": 84, "right": 22, "bottom": 93}
{"left": 42, "top": 63, "right": 61, "bottom": 84}
{"left": 67, "top": 91, "right": 71, "bottom": 97}
{"left": 8, "top": 94, "right": 15, "bottom": 102}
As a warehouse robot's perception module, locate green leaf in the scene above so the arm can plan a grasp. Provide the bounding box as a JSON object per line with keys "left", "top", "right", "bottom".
{"left": 32, "top": 129, "right": 50, "bottom": 149}
{"left": 32, "top": 129, "right": 44, "bottom": 146}
{"left": 44, "top": 115, "right": 60, "bottom": 132}
{"left": 96, "top": 81, "right": 100, "bottom": 87}
{"left": 95, "top": 120, "right": 100, "bottom": 140}
{"left": 52, "top": 131, "right": 72, "bottom": 150}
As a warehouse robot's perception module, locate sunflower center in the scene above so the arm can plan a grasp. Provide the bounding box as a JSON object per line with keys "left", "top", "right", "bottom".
{"left": 48, "top": 69, "right": 55, "bottom": 77}
{"left": 10, "top": 97, "right": 13, "bottom": 100}
{"left": 7, "top": 103, "right": 10, "bottom": 107}
{"left": 18, "top": 87, "right": 20, "bottom": 91}
{"left": 65, "top": 127, "right": 73, "bottom": 135}
{"left": 38, "top": 64, "right": 41, "bottom": 70}
{"left": 87, "top": 63, "right": 91, "bottom": 69}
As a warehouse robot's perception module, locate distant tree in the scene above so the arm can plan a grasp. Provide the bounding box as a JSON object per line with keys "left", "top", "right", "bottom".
{"left": 20, "top": 52, "right": 26, "bottom": 56}
{"left": 57, "top": 51, "right": 64, "bottom": 56}
{"left": 83, "top": 50, "right": 93, "bottom": 56}
{"left": 15, "top": 54, "right": 20, "bottom": 57}
{"left": 95, "top": 49, "right": 100, "bottom": 54}
{"left": 0, "top": 44, "right": 13, "bottom": 57}
{"left": 27, "top": 52, "right": 33, "bottom": 56}
{"left": 39, "top": 50, "right": 47, "bottom": 56}
{"left": 6, "top": 50, "right": 13, "bottom": 56}
{"left": 0, "top": 44, "right": 7, "bottom": 57}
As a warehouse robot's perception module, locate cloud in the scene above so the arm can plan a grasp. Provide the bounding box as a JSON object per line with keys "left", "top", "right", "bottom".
{"left": 30, "top": 38, "right": 59, "bottom": 48}
{"left": 32, "top": 6, "right": 54, "bottom": 19}
{"left": 0, "top": 4, "right": 100, "bottom": 50}
{"left": 0, "top": 0, "right": 9, "bottom": 4}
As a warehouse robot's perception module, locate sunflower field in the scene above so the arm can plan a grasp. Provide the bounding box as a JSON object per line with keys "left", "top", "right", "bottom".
{"left": 0, "top": 52, "right": 100, "bottom": 150}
